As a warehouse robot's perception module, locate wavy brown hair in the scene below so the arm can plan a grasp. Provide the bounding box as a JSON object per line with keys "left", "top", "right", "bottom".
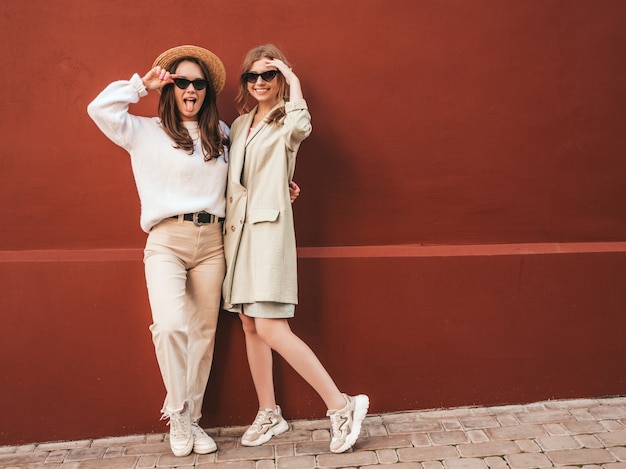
{"left": 235, "top": 44, "right": 291, "bottom": 125}
{"left": 158, "top": 58, "right": 228, "bottom": 160}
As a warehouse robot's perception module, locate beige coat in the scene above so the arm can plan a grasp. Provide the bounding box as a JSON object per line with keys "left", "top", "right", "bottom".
{"left": 222, "top": 99, "right": 312, "bottom": 309}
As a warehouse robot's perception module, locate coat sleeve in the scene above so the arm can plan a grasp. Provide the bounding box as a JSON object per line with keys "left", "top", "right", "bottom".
{"left": 86, "top": 73, "right": 148, "bottom": 151}
{"left": 282, "top": 98, "right": 312, "bottom": 151}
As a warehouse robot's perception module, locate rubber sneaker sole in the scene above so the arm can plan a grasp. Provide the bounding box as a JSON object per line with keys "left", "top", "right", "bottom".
{"left": 170, "top": 436, "right": 194, "bottom": 457}
{"left": 194, "top": 438, "right": 217, "bottom": 454}
{"left": 241, "top": 418, "right": 289, "bottom": 446}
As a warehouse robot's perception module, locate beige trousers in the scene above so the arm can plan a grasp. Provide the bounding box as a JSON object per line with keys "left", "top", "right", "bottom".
{"left": 143, "top": 217, "right": 225, "bottom": 420}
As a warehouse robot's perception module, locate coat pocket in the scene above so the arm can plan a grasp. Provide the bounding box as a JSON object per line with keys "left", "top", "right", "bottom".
{"left": 249, "top": 208, "right": 280, "bottom": 224}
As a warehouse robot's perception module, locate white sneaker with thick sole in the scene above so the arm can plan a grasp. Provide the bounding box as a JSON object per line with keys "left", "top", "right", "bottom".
{"left": 327, "top": 393, "right": 370, "bottom": 453}
{"left": 241, "top": 406, "right": 289, "bottom": 446}
{"left": 168, "top": 401, "right": 194, "bottom": 457}
{"left": 192, "top": 421, "right": 217, "bottom": 454}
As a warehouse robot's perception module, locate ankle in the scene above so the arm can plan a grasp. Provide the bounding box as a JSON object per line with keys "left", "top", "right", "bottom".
{"left": 328, "top": 394, "right": 349, "bottom": 413}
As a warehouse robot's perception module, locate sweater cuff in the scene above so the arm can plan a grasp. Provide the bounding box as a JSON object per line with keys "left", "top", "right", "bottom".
{"left": 130, "top": 73, "right": 149, "bottom": 98}
{"left": 285, "top": 98, "right": 307, "bottom": 112}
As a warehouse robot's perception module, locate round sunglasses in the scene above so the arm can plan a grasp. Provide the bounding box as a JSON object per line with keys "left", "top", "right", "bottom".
{"left": 242, "top": 70, "right": 279, "bottom": 84}
{"left": 172, "top": 78, "right": 209, "bottom": 90}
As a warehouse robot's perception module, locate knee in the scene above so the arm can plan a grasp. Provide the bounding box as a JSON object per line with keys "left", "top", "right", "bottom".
{"left": 254, "top": 319, "right": 287, "bottom": 347}
{"left": 150, "top": 315, "right": 186, "bottom": 337}
{"left": 239, "top": 314, "right": 258, "bottom": 337}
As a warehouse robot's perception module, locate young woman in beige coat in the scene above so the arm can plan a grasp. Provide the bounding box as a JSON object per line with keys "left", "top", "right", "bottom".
{"left": 222, "top": 44, "right": 369, "bottom": 454}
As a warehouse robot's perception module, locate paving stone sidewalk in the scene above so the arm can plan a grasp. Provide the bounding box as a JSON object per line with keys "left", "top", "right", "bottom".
{"left": 1, "top": 397, "right": 625, "bottom": 468}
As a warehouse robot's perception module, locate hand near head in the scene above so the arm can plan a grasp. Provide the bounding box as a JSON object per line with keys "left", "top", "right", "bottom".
{"left": 267, "top": 58, "right": 303, "bottom": 101}
{"left": 267, "top": 59, "right": 298, "bottom": 86}
{"left": 141, "top": 66, "right": 176, "bottom": 92}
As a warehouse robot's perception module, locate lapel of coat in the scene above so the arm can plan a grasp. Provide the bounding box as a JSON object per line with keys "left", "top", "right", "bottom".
{"left": 245, "top": 106, "right": 264, "bottom": 147}
{"left": 229, "top": 110, "right": 255, "bottom": 186}
{"left": 244, "top": 100, "right": 286, "bottom": 147}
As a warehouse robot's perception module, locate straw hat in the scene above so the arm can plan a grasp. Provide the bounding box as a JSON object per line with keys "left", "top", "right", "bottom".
{"left": 152, "top": 45, "right": 226, "bottom": 94}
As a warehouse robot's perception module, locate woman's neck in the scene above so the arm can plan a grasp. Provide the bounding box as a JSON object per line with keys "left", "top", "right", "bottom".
{"left": 251, "top": 101, "right": 275, "bottom": 127}
{"left": 258, "top": 95, "right": 282, "bottom": 113}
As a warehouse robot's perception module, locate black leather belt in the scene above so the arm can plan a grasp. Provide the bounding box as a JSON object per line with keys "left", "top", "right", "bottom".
{"left": 171, "top": 211, "right": 225, "bottom": 226}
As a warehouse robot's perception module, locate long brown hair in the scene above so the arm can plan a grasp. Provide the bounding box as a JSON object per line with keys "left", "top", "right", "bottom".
{"left": 235, "top": 44, "right": 291, "bottom": 124}
{"left": 158, "top": 58, "right": 228, "bottom": 160}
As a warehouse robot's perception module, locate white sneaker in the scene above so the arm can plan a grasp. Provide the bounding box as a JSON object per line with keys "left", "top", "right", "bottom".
{"left": 168, "top": 401, "right": 193, "bottom": 457}
{"left": 192, "top": 421, "right": 217, "bottom": 454}
{"left": 241, "top": 406, "right": 289, "bottom": 446}
{"left": 327, "top": 394, "right": 369, "bottom": 453}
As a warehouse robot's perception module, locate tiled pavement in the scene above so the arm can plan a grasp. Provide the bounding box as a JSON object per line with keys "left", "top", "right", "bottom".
{"left": 1, "top": 397, "right": 625, "bottom": 468}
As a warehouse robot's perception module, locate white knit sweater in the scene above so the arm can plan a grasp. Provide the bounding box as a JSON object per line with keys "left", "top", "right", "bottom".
{"left": 87, "top": 73, "right": 229, "bottom": 233}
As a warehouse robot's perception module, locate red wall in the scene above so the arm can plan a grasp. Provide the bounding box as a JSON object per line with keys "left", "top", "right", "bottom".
{"left": 1, "top": 0, "right": 625, "bottom": 445}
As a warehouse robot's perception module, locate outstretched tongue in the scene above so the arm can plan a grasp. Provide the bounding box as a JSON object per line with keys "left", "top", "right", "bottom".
{"left": 185, "top": 99, "right": 195, "bottom": 112}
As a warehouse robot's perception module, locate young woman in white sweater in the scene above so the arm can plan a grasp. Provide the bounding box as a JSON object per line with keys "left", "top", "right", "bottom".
{"left": 87, "top": 45, "right": 229, "bottom": 458}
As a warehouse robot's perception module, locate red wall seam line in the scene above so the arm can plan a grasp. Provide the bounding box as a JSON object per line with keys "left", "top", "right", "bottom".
{"left": 2, "top": 242, "right": 625, "bottom": 263}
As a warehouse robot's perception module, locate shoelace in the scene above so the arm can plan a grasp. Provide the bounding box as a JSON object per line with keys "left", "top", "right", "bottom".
{"left": 168, "top": 414, "right": 189, "bottom": 438}
{"left": 328, "top": 412, "right": 348, "bottom": 438}
{"left": 329, "top": 413, "right": 340, "bottom": 435}
{"left": 192, "top": 422, "right": 208, "bottom": 436}
{"left": 250, "top": 409, "right": 273, "bottom": 430}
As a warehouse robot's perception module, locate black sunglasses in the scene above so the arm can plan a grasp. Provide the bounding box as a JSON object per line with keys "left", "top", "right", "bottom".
{"left": 172, "top": 78, "right": 209, "bottom": 90}
{"left": 242, "top": 70, "right": 279, "bottom": 84}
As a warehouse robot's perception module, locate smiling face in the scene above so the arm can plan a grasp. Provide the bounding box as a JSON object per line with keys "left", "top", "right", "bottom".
{"left": 246, "top": 59, "right": 281, "bottom": 108}
{"left": 173, "top": 60, "right": 206, "bottom": 121}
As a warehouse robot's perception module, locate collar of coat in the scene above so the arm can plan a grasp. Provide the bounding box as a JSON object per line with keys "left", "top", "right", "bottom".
{"left": 244, "top": 99, "right": 286, "bottom": 145}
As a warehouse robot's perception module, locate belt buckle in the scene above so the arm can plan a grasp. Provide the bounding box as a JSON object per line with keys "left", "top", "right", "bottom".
{"left": 192, "top": 211, "right": 213, "bottom": 226}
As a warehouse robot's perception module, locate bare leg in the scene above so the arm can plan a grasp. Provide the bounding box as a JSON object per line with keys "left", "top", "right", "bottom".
{"left": 254, "top": 317, "right": 346, "bottom": 411}
{"left": 239, "top": 314, "right": 277, "bottom": 409}
{"left": 238, "top": 314, "right": 367, "bottom": 453}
